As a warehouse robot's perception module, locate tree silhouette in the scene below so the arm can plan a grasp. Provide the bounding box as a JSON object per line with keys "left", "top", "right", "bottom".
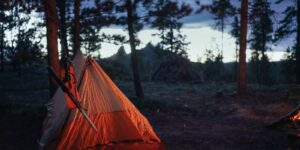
{"left": 44, "top": 0, "right": 60, "bottom": 97}
{"left": 249, "top": 0, "right": 274, "bottom": 84}
{"left": 80, "top": 0, "right": 125, "bottom": 56}
{"left": 230, "top": 16, "right": 240, "bottom": 63}
{"left": 209, "top": 0, "right": 235, "bottom": 38}
{"left": 147, "top": 0, "right": 192, "bottom": 56}
{"left": 238, "top": 0, "right": 248, "bottom": 95}
{"left": 57, "top": 0, "right": 70, "bottom": 57}
{"left": 274, "top": 0, "right": 300, "bottom": 83}
{"left": 230, "top": 16, "right": 240, "bottom": 81}
{"left": 73, "top": 0, "right": 81, "bottom": 56}
{"left": 0, "top": 0, "right": 11, "bottom": 72}
{"left": 280, "top": 47, "right": 296, "bottom": 83}
{"left": 125, "top": 0, "right": 144, "bottom": 99}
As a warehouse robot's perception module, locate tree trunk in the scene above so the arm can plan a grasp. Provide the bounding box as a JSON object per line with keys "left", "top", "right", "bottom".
{"left": 44, "top": 0, "right": 60, "bottom": 97}
{"left": 170, "top": 27, "right": 174, "bottom": 52}
{"left": 0, "top": 23, "right": 4, "bottom": 72}
{"left": 296, "top": 0, "right": 300, "bottom": 83}
{"left": 238, "top": 0, "right": 248, "bottom": 95}
{"left": 255, "top": 51, "right": 259, "bottom": 84}
{"left": 260, "top": 30, "right": 267, "bottom": 84}
{"left": 73, "top": 0, "right": 81, "bottom": 56}
{"left": 126, "top": 0, "right": 144, "bottom": 99}
{"left": 58, "top": 0, "right": 69, "bottom": 57}
{"left": 234, "top": 41, "right": 239, "bottom": 81}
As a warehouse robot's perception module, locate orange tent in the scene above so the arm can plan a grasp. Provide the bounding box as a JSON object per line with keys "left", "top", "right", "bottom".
{"left": 39, "top": 52, "right": 165, "bottom": 150}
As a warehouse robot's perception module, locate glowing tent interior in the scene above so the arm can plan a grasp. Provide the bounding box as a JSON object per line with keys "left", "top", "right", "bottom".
{"left": 38, "top": 52, "right": 164, "bottom": 150}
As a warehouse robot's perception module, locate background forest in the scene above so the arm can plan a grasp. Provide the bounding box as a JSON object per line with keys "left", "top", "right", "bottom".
{"left": 0, "top": 0, "right": 300, "bottom": 149}
{"left": 0, "top": 0, "right": 298, "bottom": 87}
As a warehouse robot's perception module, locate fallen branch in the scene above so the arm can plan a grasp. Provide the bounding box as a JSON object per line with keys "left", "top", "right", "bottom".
{"left": 267, "top": 104, "right": 300, "bottom": 129}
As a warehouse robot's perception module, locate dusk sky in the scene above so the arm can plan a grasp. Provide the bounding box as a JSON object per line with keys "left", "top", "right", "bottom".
{"left": 26, "top": 0, "right": 296, "bottom": 63}
{"left": 97, "top": 0, "right": 296, "bottom": 63}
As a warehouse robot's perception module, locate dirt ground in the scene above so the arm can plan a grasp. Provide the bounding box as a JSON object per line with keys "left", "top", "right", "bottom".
{"left": 0, "top": 72, "right": 299, "bottom": 150}
{"left": 136, "top": 83, "right": 297, "bottom": 150}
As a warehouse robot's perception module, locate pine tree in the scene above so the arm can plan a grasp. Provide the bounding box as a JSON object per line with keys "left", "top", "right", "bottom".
{"left": 203, "top": 48, "right": 225, "bottom": 81}
{"left": 0, "top": 0, "right": 11, "bottom": 72}
{"left": 204, "top": 49, "right": 215, "bottom": 81}
{"left": 280, "top": 46, "right": 296, "bottom": 83}
{"left": 57, "top": 0, "right": 70, "bottom": 57}
{"left": 274, "top": 0, "right": 300, "bottom": 83}
{"left": 97, "top": 0, "right": 194, "bottom": 98}
{"left": 147, "top": 0, "right": 192, "bottom": 57}
{"left": 80, "top": 0, "right": 125, "bottom": 56}
{"left": 238, "top": 0, "right": 248, "bottom": 95}
{"left": 0, "top": 0, "right": 50, "bottom": 75}
{"left": 73, "top": 0, "right": 81, "bottom": 56}
{"left": 81, "top": 25, "right": 101, "bottom": 55}
{"left": 125, "top": 0, "right": 144, "bottom": 99}
{"left": 209, "top": 0, "right": 235, "bottom": 36}
{"left": 4, "top": 0, "right": 44, "bottom": 74}
{"left": 230, "top": 16, "right": 240, "bottom": 63}
{"left": 230, "top": 16, "right": 240, "bottom": 81}
{"left": 44, "top": 0, "right": 60, "bottom": 97}
{"left": 249, "top": 0, "right": 274, "bottom": 84}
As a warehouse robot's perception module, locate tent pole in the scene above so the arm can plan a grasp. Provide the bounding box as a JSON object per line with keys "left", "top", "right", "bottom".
{"left": 48, "top": 66, "right": 98, "bottom": 132}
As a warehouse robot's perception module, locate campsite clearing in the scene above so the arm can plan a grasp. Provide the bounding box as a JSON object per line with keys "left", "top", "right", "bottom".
{"left": 0, "top": 71, "right": 299, "bottom": 149}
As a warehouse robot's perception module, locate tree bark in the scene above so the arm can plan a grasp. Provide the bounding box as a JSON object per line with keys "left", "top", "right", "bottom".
{"left": 126, "top": 0, "right": 144, "bottom": 99}
{"left": 44, "top": 0, "right": 60, "bottom": 97}
{"left": 296, "top": 0, "right": 300, "bottom": 83}
{"left": 170, "top": 27, "right": 174, "bottom": 52}
{"left": 73, "top": 0, "right": 81, "bottom": 56}
{"left": 238, "top": 0, "right": 248, "bottom": 95}
{"left": 0, "top": 23, "right": 4, "bottom": 72}
{"left": 58, "top": 0, "right": 69, "bottom": 57}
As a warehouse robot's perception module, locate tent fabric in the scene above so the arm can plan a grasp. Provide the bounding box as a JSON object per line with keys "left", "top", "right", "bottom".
{"left": 39, "top": 52, "right": 86, "bottom": 148}
{"left": 39, "top": 52, "right": 163, "bottom": 150}
{"left": 61, "top": 63, "right": 81, "bottom": 109}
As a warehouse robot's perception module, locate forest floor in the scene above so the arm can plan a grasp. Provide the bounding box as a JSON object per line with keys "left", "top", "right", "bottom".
{"left": 0, "top": 71, "right": 300, "bottom": 150}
